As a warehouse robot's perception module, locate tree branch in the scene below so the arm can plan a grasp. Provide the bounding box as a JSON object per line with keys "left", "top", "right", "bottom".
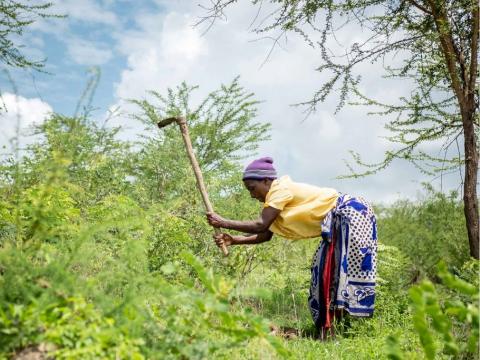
{"left": 426, "top": 0, "right": 464, "bottom": 104}
{"left": 468, "top": 1, "right": 479, "bottom": 98}
{"left": 407, "top": 0, "right": 432, "bottom": 15}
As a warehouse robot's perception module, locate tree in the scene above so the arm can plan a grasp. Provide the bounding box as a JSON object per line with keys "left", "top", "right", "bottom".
{"left": 130, "top": 78, "right": 271, "bottom": 203}
{"left": 201, "top": 0, "right": 479, "bottom": 259}
{"left": 0, "top": 0, "right": 59, "bottom": 70}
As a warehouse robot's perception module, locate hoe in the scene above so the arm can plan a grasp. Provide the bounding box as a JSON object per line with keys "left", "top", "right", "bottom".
{"left": 157, "top": 116, "right": 229, "bottom": 256}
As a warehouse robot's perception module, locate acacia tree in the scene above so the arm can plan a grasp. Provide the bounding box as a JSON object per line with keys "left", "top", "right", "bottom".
{"left": 202, "top": 0, "right": 479, "bottom": 259}
{"left": 0, "top": 0, "right": 58, "bottom": 70}
{"left": 130, "top": 78, "right": 271, "bottom": 203}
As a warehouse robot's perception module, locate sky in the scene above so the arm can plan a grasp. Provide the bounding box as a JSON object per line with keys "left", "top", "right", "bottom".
{"left": 0, "top": 0, "right": 464, "bottom": 204}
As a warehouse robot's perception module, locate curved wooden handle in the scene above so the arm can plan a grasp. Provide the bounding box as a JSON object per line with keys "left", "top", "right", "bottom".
{"left": 174, "top": 118, "right": 229, "bottom": 257}
{"left": 220, "top": 243, "right": 229, "bottom": 256}
{"left": 214, "top": 228, "right": 229, "bottom": 256}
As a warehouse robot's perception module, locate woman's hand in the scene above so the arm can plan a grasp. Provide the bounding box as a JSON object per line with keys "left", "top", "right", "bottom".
{"left": 206, "top": 212, "right": 226, "bottom": 228}
{"left": 213, "top": 233, "right": 235, "bottom": 248}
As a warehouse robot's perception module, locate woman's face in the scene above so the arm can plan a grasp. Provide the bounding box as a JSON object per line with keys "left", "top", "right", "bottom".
{"left": 243, "top": 179, "right": 272, "bottom": 202}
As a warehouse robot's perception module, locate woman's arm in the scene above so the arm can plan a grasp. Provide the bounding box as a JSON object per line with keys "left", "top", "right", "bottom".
{"left": 207, "top": 207, "right": 280, "bottom": 234}
{"left": 214, "top": 230, "right": 273, "bottom": 248}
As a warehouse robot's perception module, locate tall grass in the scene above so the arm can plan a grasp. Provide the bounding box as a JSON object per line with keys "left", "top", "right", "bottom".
{"left": 0, "top": 87, "right": 477, "bottom": 358}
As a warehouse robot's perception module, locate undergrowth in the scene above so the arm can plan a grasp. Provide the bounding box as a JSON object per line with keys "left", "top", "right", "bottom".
{"left": 0, "top": 83, "right": 477, "bottom": 359}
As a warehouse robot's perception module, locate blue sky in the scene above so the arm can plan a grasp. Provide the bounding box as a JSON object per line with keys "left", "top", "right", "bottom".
{"left": 6, "top": 0, "right": 146, "bottom": 115}
{"left": 1, "top": 0, "right": 464, "bottom": 203}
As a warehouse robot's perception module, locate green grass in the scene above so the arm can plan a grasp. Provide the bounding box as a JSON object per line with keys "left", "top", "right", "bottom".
{"left": 0, "top": 113, "right": 477, "bottom": 359}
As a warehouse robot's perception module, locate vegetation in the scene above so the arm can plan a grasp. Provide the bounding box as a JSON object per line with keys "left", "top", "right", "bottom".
{"left": 201, "top": 0, "right": 479, "bottom": 259}
{"left": 0, "top": 78, "right": 477, "bottom": 358}
{"left": 0, "top": 0, "right": 59, "bottom": 70}
{"left": 0, "top": 0, "right": 477, "bottom": 357}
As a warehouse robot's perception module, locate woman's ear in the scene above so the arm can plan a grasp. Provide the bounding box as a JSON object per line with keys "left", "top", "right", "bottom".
{"left": 263, "top": 178, "right": 273, "bottom": 189}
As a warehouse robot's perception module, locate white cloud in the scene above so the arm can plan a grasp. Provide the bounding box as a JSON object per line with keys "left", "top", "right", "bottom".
{"left": 56, "top": 0, "right": 118, "bottom": 26}
{"left": 317, "top": 111, "right": 342, "bottom": 141}
{"left": 23, "top": 0, "right": 119, "bottom": 75}
{"left": 30, "top": 0, "right": 118, "bottom": 37}
{"left": 67, "top": 38, "right": 113, "bottom": 65}
{"left": 0, "top": 94, "right": 52, "bottom": 152}
{"left": 114, "top": 11, "right": 207, "bottom": 100}
{"left": 109, "top": 1, "right": 462, "bottom": 203}
{"left": 162, "top": 15, "right": 207, "bottom": 61}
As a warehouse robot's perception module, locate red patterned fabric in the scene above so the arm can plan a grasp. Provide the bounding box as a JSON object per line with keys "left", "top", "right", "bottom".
{"left": 321, "top": 231, "right": 336, "bottom": 329}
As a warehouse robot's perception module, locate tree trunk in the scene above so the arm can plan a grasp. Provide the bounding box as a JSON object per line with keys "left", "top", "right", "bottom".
{"left": 462, "top": 106, "right": 479, "bottom": 259}
{"left": 431, "top": 0, "right": 480, "bottom": 259}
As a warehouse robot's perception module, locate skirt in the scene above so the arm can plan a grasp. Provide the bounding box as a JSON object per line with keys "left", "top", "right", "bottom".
{"left": 308, "top": 194, "right": 377, "bottom": 330}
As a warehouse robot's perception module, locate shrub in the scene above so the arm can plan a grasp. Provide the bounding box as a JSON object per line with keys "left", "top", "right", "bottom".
{"left": 378, "top": 186, "right": 469, "bottom": 276}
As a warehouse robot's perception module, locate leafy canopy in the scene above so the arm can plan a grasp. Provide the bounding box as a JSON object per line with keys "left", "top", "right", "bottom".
{"left": 0, "top": 0, "right": 60, "bottom": 70}
{"left": 202, "top": 0, "right": 478, "bottom": 175}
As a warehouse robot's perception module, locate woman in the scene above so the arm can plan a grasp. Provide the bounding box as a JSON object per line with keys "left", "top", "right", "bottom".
{"left": 206, "top": 157, "right": 377, "bottom": 337}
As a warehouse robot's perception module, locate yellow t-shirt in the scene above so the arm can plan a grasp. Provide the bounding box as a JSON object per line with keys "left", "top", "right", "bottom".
{"left": 264, "top": 176, "right": 338, "bottom": 240}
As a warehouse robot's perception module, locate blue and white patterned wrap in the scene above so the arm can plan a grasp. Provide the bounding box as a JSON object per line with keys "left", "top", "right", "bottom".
{"left": 308, "top": 194, "right": 377, "bottom": 326}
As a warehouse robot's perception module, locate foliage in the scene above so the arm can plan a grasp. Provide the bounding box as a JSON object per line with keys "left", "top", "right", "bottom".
{"left": 387, "top": 260, "right": 479, "bottom": 360}
{"left": 377, "top": 184, "right": 469, "bottom": 276}
{"left": 130, "top": 78, "right": 270, "bottom": 202}
{"left": 0, "top": 81, "right": 289, "bottom": 358}
{"left": 201, "top": 0, "right": 480, "bottom": 259}
{"left": 203, "top": 0, "right": 478, "bottom": 175}
{"left": 160, "top": 251, "right": 288, "bottom": 358}
{"left": 0, "top": 0, "right": 61, "bottom": 70}
{"left": 0, "top": 296, "right": 145, "bottom": 359}
{"left": 227, "top": 238, "right": 423, "bottom": 359}
{"left": 0, "top": 77, "right": 477, "bottom": 358}
{"left": 0, "top": 242, "right": 285, "bottom": 359}
{"left": 27, "top": 114, "right": 133, "bottom": 203}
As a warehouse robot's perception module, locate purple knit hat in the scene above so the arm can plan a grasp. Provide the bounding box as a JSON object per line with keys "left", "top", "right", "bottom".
{"left": 242, "top": 157, "right": 277, "bottom": 180}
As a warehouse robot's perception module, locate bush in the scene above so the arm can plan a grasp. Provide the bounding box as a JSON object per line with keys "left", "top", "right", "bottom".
{"left": 0, "top": 296, "right": 145, "bottom": 359}
{"left": 387, "top": 259, "right": 479, "bottom": 360}
{"left": 378, "top": 185, "right": 469, "bottom": 276}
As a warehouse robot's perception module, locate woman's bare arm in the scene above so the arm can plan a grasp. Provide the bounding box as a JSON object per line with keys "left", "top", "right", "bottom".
{"left": 214, "top": 230, "right": 273, "bottom": 248}
{"left": 207, "top": 207, "right": 280, "bottom": 234}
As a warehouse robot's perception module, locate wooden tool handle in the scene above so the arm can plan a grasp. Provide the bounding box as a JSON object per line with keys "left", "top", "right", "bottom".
{"left": 177, "top": 119, "right": 229, "bottom": 256}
